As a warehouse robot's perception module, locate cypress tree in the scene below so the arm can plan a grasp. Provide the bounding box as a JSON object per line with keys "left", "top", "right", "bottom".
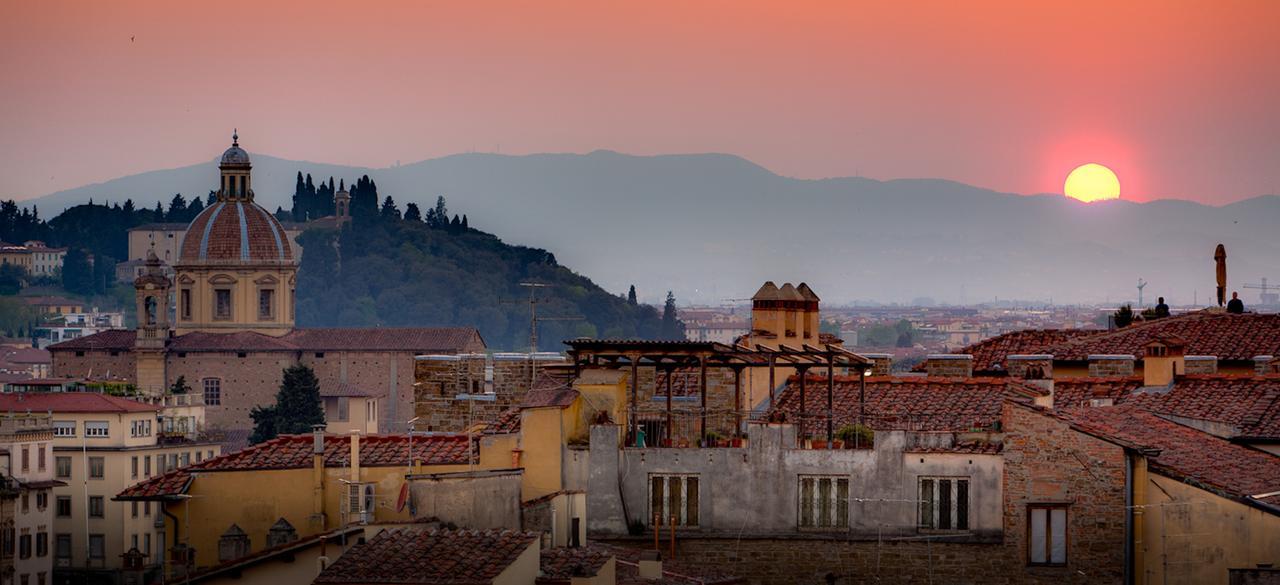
{"left": 628, "top": 285, "right": 637, "bottom": 305}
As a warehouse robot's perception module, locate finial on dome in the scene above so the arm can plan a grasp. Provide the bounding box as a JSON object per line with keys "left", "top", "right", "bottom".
{"left": 232, "top": 129, "right": 239, "bottom": 145}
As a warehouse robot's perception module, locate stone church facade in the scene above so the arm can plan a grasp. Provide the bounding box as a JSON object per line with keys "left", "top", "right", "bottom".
{"left": 49, "top": 133, "right": 485, "bottom": 435}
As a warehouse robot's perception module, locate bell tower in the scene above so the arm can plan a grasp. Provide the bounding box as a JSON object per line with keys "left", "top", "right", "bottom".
{"left": 134, "top": 247, "right": 171, "bottom": 395}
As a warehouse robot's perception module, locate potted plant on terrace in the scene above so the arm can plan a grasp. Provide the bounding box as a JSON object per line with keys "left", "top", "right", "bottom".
{"left": 835, "top": 423, "right": 875, "bottom": 449}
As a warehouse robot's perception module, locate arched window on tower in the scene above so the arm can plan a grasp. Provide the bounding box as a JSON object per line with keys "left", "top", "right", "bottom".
{"left": 144, "top": 296, "right": 157, "bottom": 326}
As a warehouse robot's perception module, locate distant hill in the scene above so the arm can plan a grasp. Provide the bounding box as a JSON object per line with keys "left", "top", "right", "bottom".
{"left": 294, "top": 217, "right": 670, "bottom": 350}
{"left": 23, "top": 151, "right": 1280, "bottom": 305}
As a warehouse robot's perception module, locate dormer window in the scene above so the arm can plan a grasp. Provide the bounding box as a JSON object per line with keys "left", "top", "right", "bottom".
{"left": 214, "top": 289, "right": 232, "bottom": 320}
{"left": 258, "top": 289, "right": 275, "bottom": 320}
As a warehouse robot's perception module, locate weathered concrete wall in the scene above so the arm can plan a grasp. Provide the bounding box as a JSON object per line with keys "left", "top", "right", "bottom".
{"left": 409, "top": 469, "right": 523, "bottom": 530}
{"left": 588, "top": 423, "right": 1003, "bottom": 539}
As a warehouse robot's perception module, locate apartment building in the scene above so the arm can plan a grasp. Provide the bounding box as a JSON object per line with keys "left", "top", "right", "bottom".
{"left": 0, "top": 393, "right": 219, "bottom": 585}
{"left": 0, "top": 413, "right": 59, "bottom": 585}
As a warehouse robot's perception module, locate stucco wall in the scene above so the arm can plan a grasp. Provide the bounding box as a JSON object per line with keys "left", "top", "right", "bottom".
{"left": 587, "top": 423, "right": 1003, "bottom": 539}
{"left": 408, "top": 470, "right": 523, "bottom": 530}
{"left": 1142, "top": 474, "right": 1280, "bottom": 585}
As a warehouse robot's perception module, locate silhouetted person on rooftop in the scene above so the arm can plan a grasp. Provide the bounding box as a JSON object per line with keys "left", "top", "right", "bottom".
{"left": 1227, "top": 291, "right": 1245, "bottom": 314}
{"left": 1154, "top": 297, "right": 1170, "bottom": 318}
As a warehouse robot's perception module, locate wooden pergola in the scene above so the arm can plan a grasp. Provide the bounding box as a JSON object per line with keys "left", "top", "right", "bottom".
{"left": 564, "top": 339, "right": 873, "bottom": 447}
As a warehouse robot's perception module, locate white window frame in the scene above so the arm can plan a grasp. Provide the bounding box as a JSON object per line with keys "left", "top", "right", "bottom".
{"left": 52, "top": 421, "right": 75, "bottom": 438}
{"left": 798, "top": 475, "right": 849, "bottom": 530}
{"left": 917, "top": 476, "right": 970, "bottom": 532}
{"left": 1028, "top": 504, "right": 1068, "bottom": 565}
{"left": 84, "top": 421, "right": 109, "bottom": 438}
{"left": 648, "top": 474, "right": 699, "bottom": 528}
{"left": 203, "top": 378, "right": 222, "bottom": 406}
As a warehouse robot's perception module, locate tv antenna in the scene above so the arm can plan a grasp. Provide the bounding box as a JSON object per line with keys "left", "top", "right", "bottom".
{"left": 505, "top": 282, "right": 583, "bottom": 353}
{"left": 1136, "top": 278, "right": 1147, "bottom": 308}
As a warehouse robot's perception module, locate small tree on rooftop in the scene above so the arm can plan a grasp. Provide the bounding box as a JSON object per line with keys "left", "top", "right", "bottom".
{"left": 1113, "top": 303, "right": 1135, "bottom": 328}
{"left": 250, "top": 364, "right": 325, "bottom": 444}
{"left": 169, "top": 375, "right": 190, "bottom": 395}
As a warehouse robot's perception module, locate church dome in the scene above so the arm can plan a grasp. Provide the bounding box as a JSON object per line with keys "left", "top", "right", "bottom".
{"left": 178, "top": 201, "right": 293, "bottom": 264}
{"left": 221, "top": 144, "right": 250, "bottom": 166}
{"left": 221, "top": 130, "right": 251, "bottom": 166}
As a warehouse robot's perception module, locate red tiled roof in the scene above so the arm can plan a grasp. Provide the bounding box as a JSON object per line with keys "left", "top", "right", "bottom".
{"left": 314, "top": 528, "right": 538, "bottom": 584}
{"left": 1052, "top": 374, "right": 1280, "bottom": 440}
{"left": 284, "top": 327, "right": 483, "bottom": 352}
{"left": 1043, "top": 312, "right": 1280, "bottom": 362}
{"left": 0, "top": 347, "right": 50, "bottom": 365}
{"left": 117, "top": 433, "right": 469, "bottom": 500}
{"left": 0, "top": 392, "right": 158, "bottom": 414}
{"left": 538, "top": 546, "right": 613, "bottom": 581}
{"left": 47, "top": 329, "right": 136, "bottom": 351}
{"left": 942, "top": 329, "right": 1100, "bottom": 373}
{"left": 769, "top": 375, "right": 1039, "bottom": 434}
{"left": 521, "top": 373, "right": 579, "bottom": 409}
{"left": 51, "top": 327, "right": 484, "bottom": 354}
{"left": 1062, "top": 405, "right": 1280, "bottom": 507}
{"left": 483, "top": 408, "right": 522, "bottom": 435}
{"left": 168, "top": 331, "right": 298, "bottom": 352}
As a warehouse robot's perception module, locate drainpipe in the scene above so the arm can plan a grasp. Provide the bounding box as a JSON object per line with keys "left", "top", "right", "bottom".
{"left": 1124, "top": 454, "right": 1133, "bottom": 585}
{"left": 350, "top": 431, "right": 361, "bottom": 484}
{"left": 1132, "top": 453, "right": 1149, "bottom": 585}
{"left": 313, "top": 426, "right": 326, "bottom": 528}
{"left": 161, "top": 502, "right": 181, "bottom": 573}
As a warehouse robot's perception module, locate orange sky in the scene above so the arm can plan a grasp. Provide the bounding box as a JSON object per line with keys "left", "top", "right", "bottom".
{"left": 2, "top": 0, "right": 1277, "bottom": 204}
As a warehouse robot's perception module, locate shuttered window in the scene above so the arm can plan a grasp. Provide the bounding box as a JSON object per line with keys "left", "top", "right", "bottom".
{"left": 918, "top": 477, "right": 969, "bottom": 531}
{"left": 649, "top": 474, "right": 698, "bottom": 527}
{"left": 798, "top": 476, "right": 849, "bottom": 529}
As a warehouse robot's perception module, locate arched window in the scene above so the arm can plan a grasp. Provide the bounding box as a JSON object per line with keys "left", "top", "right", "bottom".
{"left": 144, "top": 296, "right": 157, "bottom": 326}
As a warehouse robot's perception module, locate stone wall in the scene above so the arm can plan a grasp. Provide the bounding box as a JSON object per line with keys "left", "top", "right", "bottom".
{"left": 861, "top": 354, "right": 892, "bottom": 376}
{"left": 412, "top": 354, "right": 565, "bottom": 432}
{"left": 1001, "top": 401, "right": 1128, "bottom": 583}
{"left": 1088, "top": 355, "right": 1135, "bottom": 377}
{"left": 1183, "top": 356, "right": 1218, "bottom": 375}
{"left": 50, "top": 349, "right": 136, "bottom": 385}
{"left": 924, "top": 355, "right": 973, "bottom": 378}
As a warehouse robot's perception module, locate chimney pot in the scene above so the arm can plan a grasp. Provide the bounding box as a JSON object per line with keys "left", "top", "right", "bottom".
{"left": 925, "top": 354, "right": 972, "bottom": 378}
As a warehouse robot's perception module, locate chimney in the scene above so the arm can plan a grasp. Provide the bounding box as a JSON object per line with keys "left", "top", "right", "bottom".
{"left": 1142, "top": 336, "right": 1186, "bottom": 387}
{"left": 1088, "top": 355, "right": 1135, "bottom": 378}
{"left": 924, "top": 355, "right": 972, "bottom": 378}
{"left": 796, "top": 283, "right": 821, "bottom": 342}
{"left": 349, "top": 431, "right": 361, "bottom": 484}
{"left": 861, "top": 353, "right": 893, "bottom": 376}
{"left": 1255, "top": 355, "right": 1276, "bottom": 375}
{"left": 1008, "top": 355, "right": 1053, "bottom": 408}
{"left": 1183, "top": 356, "right": 1218, "bottom": 375}
{"left": 311, "top": 425, "right": 326, "bottom": 529}
{"left": 638, "top": 550, "right": 663, "bottom": 579}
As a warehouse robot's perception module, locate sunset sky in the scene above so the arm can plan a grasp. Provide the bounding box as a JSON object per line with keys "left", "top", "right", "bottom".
{"left": 2, "top": 1, "right": 1277, "bottom": 204}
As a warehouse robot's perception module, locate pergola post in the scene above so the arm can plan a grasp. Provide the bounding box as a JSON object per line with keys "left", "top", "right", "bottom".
{"left": 797, "top": 365, "right": 809, "bottom": 441}
{"left": 629, "top": 355, "right": 639, "bottom": 447}
{"left": 732, "top": 366, "right": 743, "bottom": 437}
{"left": 699, "top": 357, "right": 708, "bottom": 444}
{"left": 665, "top": 366, "right": 673, "bottom": 446}
{"left": 827, "top": 357, "right": 835, "bottom": 447}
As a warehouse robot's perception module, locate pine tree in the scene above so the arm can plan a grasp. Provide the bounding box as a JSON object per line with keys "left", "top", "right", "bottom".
{"left": 380, "top": 196, "right": 400, "bottom": 220}
{"left": 61, "top": 248, "right": 93, "bottom": 295}
{"left": 660, "top": 291, "right": 685, "bottom": 340}
{"left": 432, "top": 196, "right": 448, "bottom": 228}
{"left": 188, "top": 197, "right": 204, "bottom": 217}
{"left": 403, "top": 202, "right": 422, "bottom": 222}
{"left": 123, "top": 199, "right": 135, "bottom": 214}
{"left": 167, "top": 194, "right": 188, "bottom": 221}
{"left": 152, "top": 201, "right": 165, "bottom": 222}
{"left": 249, "top": 363, "right": 325, "bottom": 444}
{"left": 274, "top": 206, "right": 290, "bottom": 222}
{"left": 207, "top": 191, "right": 217, "bottom": 206}
{"left": 461, "top": 214, "right": 468, "bottom": 229}
{"left": 628, "top": 285, "right": 637, "bottom": 305}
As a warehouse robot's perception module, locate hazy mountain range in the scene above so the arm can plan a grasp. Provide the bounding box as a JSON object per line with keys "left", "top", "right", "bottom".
{"left": 21, "top": 151, "right": 1280, "bottom": 306}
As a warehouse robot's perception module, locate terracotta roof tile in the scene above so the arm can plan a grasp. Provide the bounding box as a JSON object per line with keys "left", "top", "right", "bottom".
{"left": 314, "top": 528, "right": 538, "bottom": 584}
{"left": 1044, "top": 312, "right": 1280, "bottom": 362}
{"left": 117, "top": 433, "right": 469, "bottom": 500}
{"left": 1052, "top": 374, "right": 1280, "bottom": 440}
{"left": 538, "top": 546, "right": 613, "bottom": 580}
{"left": 179, "top": 201, "right": 293, "bottom": 263}
{"left": 0, "top": 392, "right": 159, "bottom": 414}
{"left": 52, "top": 327, "right": 484, "bottom": 354}
{"left": 47, "top": 330, "right": 136, "bottom": 351}
{"left": 483, "top": 408, "right": 522, "bottom": 435}
{"left": 1062, "top": 405, "right": 1280, "bottom": 507}
{"left": 938, "top": 329, "right": 1101, "bottom": 374}
{"left": 769, "top": 376, "right": 1032, "bottom": 434}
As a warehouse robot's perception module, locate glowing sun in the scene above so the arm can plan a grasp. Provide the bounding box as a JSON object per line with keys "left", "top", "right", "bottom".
{"left": 1063, "top": 163, "right": 1120, "bottom": 202}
